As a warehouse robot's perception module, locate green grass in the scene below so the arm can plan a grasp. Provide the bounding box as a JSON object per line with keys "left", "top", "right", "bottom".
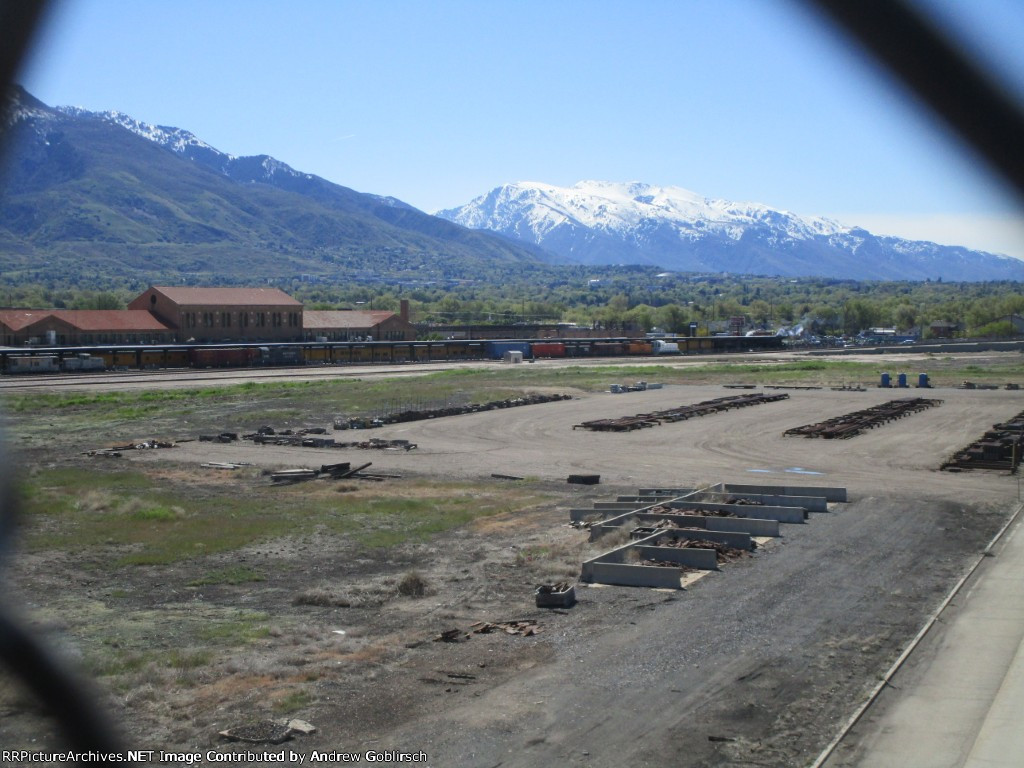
{"left": 18, "top": 466, "right": 553, "bottom": 566}
{"left": 187, "top": 565, "right": 265, "bottom": 586}
{"left": 273, "top": 690, "right": 314, "bottom": 714}
{"left": 196, "top": 612, "right": 270, "bottom": 645}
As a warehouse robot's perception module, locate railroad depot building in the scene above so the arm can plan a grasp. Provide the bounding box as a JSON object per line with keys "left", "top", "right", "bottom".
{"left": 302, "top": 300, "right": 416, "bottom": 342}
{"left": 0, "top": 309, "right": 174, "bottom": 346}
{"left": 3, "top": 287, "right": 418, "bottom": 347}
{"left": 129, "top": 286, "right": 303, "bottom": 343}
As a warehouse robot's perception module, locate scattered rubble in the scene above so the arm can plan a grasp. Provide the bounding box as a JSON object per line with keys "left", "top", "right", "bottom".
{"left": 535, "top": 582, "right": 576, "bottom": 608}
{"left": 270, "top": 461, "right": 387, "bottom": 483}
{"left": 609, "top": 381, "right": 663, "bottom": 393}
{"left": 218, "top": 720, "right": 294, "bottom": 745}
{"left": 433, "top": 621, "right": 543, "bottom": 642}
{"left": 471, "top": 620, "right": 541, "bottom": 637}
{"left": 86, "top": 439, "right": 175, "bottom": 457}
{"left": 655, "top": 536, "right": 751, "bottom": 562}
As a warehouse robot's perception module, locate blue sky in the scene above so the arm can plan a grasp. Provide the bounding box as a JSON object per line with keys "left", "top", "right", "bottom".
{"left": 18, "top": 0, "right": 1024, "bottom": 260}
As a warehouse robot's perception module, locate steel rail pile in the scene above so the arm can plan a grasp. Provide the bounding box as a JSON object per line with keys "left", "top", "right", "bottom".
{"left": 941, "top": 410, "right": 1024, "bottom": 473}
{"left": 335, "top": 392, "right": 572, "bottom": 430}
{"left": 784, "top": 397, "right": 943, "bottom": 439}
{"left": 573, "top": 393, "right": 789, "bottom": 432}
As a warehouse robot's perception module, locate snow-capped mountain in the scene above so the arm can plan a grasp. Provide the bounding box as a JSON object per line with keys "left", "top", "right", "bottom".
{"left": 437, "top": 180, "right": 1024, "bottom": 281}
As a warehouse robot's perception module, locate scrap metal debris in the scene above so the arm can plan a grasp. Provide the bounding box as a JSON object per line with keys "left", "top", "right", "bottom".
{"left": 271, "top": 461, "right": 386, "bottom": 483}
{"left": 335, "top": 393, "right": 572, "bottom": 430}
{"left": 573, "top": 393, "right": 789, "bottom": 432}
{"left": 471, "top": 620, "right": 542, "bottom": 637}
{"left": 942, "top": 410, "right": 1024, "bottom": 472}
{"left": 656, "top": 537, "right": 751, "bottom": 562}
{"left": 648, "top": 505, "right": 738, "bottom": 517}
{"left": 784, "top": 397, "right": 942, "bottom": 439}
{"left": 87, "top": 439, "right": 175, "bottom": 457}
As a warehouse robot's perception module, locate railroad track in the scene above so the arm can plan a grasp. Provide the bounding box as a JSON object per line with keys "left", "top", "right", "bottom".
{"left": 0, "top": 361, "right": 483, "bottom": 392}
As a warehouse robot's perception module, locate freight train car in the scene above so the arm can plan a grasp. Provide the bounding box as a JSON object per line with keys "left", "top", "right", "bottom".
{"left": 257, "top": 346, "right": 305, "bottom": 366}
{"left": 6, "top": 355, "right": 60, "bottom": 374}
{"left": 61, "top": 353, "right": 106, "bottom": 371}
{"left": 530, "top": 342, "right": 566, "bottom": 358}
{"left": 485, "top": 340, "right": 532, "bottom": 360}
{"left": 189, "top": 347, "right": 260, "bottom": 368}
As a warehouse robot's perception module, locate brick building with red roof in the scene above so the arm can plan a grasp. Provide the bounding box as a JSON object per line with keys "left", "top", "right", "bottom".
{"left": 128, "top": 286, "right": 303, "bottom": 343}
{"left": 302, "top": 301, "right": 415, "bottom": 342}
{"left": 0, "top": 309, "right": 173, "bottom": 346}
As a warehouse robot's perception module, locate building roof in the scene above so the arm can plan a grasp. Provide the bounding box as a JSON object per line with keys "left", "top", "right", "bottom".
{"left": 49, "top": 310, "right": 173, "bottom": 332}
{"left": 146, "top": 286, "right": 302, "bottom": 307}
{"left": 1, "top": 309, "right": 174, "bottom": 333}
{"left": 303, "top": 310, "right": 398, "bottom": 329}
{"left": 0, "top": 310, "right": 55, "bottom": 331}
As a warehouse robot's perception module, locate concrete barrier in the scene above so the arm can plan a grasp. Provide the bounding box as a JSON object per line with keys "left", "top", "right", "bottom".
{"left": 637, "top": 487, "right": 700, "bottom": 497}
{"left": 594, "top": 501, "right": 662, "bottom": 510}
{"left": 667, "top": 500, "right": 806, "bottom": 524}
{"left": 703, "top": 492, "right": 829, "bottom": 513}
{"left": 718, "top": 483, "right": 847, "bottom": 503}
{"left": 627, "top": 512, "right": 780, "bottom": 537}
{"left": 630, "top": 548, "right": 720, "bottom": 573}
{"left": 581, "top": 561, "right": 683, "bottom": 589}
{"left": 590, "top": 511, "right": 779, "bottom": 540}
{"left": 615, "top": 495, "right": 677, "bottom": 503}
{"left": 632, "top": 545, "right": 718, "bottom": 570}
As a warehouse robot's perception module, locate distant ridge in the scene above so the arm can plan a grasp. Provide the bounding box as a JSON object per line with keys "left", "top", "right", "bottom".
{"left": 437, "top": 180, "right": 1024, "bottom": 281}
{"left": 0, "top": 86, "right": 555, "bottom": 286}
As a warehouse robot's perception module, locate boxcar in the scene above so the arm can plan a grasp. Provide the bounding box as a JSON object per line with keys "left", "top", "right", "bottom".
{"left": 189, "top": 347, "right": 259, "bottom": 368}
{"left": 530, "top": 342, "right": 567, "bottom": 358}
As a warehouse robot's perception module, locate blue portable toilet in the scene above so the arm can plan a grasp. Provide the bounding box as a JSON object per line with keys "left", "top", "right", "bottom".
{"left": 918, "top": 373, "right": 931, "bottom": 388}
{"left": 880, "top": 372, "right": 891, "bottom": 388}
{"left": 897, "top": 373, "right": 908, "bottom": 388}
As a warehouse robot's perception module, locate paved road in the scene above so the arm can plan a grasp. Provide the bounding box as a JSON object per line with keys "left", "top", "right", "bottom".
{"left": 824, "top": 503, "right": 1024, "bottom": 768}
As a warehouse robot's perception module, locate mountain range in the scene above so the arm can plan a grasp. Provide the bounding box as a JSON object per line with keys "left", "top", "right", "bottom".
{"left": 0, "top": 86, "right": 551, "bottom": 286}
{"left": 2, "top": 86, "right": 1022, "bottom": 285}
{"left": 437, "top": 180, "right": 1024, "bottom": 281}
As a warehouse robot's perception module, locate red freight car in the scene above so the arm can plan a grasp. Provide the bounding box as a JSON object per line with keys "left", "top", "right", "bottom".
{"left": 188, "top": 347, "right": 260, "bottom": 368}
{"left": 530, "top": 342, "right": 567, "bottom": 358}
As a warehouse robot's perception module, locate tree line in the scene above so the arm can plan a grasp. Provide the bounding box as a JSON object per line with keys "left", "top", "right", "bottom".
{"left": 2, "top": 267, "right": 1021, "bottom": 338}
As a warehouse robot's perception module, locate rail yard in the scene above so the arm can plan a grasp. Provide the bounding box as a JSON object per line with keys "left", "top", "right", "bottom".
{"left": 0, "top": 350, "right": 1021, "bottom": 766}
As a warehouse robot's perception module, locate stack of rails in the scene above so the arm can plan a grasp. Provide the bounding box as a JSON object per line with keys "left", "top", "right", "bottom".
{"left": 784, "top": 397, "right": 943, "bottom": 439}
{"left": 942, "top": 410, "right": 1024, "bottom": 472}
{"left": 573, "top": 393, "right": 789, "bottom": 432}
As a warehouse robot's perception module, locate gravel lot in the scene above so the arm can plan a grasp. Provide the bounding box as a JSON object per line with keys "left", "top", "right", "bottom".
{"left": 3, "top": 377, "right": 1021, "bottom": 766}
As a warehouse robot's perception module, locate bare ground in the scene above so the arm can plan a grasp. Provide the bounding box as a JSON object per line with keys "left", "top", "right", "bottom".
{"left": 1, "top": 376, "right": 1021, "bottom": 766}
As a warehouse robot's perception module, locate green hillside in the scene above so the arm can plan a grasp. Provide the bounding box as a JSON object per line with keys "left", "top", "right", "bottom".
{"left": 0, "top": 88, "right": 553, "bottom": 287}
